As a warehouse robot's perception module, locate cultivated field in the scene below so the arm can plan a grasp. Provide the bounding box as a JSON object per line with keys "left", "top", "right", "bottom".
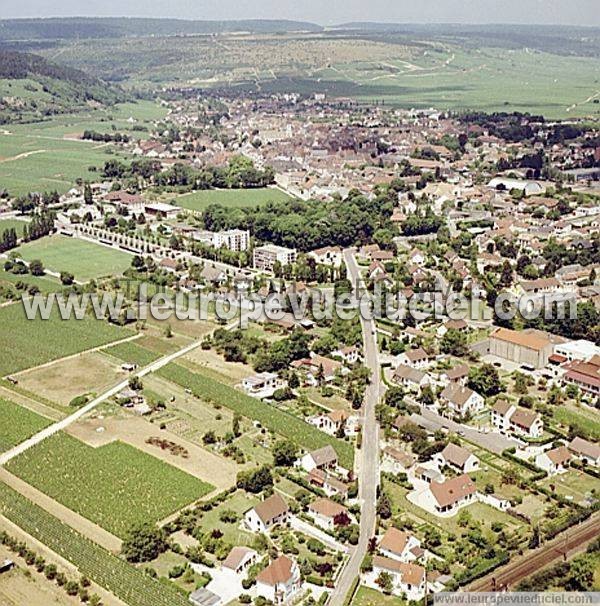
{"left": 0, "top": 481, "right": 191, "bottom": 606}
{"left": 174, "top": 186, "right": 292, "bottom": 212}
{"left": 0, "top": 303, "right": 133, "bottom": 376}
{"left": 0, "top": 398, "right": 52, "bottom": 453}
{"left": 157, "top": 362, "right": 355, "bottom": 468}
{"left": 6, "top": 432, "right": 214, "bottom": 538}
{"left": 103, "top": 340, "right": 162, "bottom": 367}
{"left": 15, "top": 351, "right": 128, "bottom": 406}
{"left": 15, "top": 235, "right": 132, "bottom": 282}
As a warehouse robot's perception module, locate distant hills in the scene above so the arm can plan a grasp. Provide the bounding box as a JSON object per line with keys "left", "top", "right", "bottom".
{"left": 0, "top": 50, "right": 128, "bottom": 121}
{"left": 0, "top": 17, "right": 323, "bottom": 41}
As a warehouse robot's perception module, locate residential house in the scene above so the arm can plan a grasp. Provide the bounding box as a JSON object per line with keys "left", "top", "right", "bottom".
{"left": 392, "top": 364, "right": 430, "bottom": 393}
{"left": 332, "top": 346, "right": 361, "bottom": 365}
{"left": 301, "top": 445, "right": 338, "bottom": 473}
{"left": 245, "top": 494, "right": 289, "bottom": 533}
{"left": 370, "top": 556, "right": 426, "bottom": 601}
{"left": 307, "top": 469, "right": 350, "bottom": 499}
{"left": 439, "top": 384, "right": 485, "bottom": 416}
{"left": 397, "top": 348, "right": 431, "bottom": 370}
{"left": 222, "top": 547, "right": 258, "bottom": 575}
{"left": 242, "top": 372, "right": 286, "bottom": 399}
{"left": 379, "top": 527, "right": 422, "bottom": 563}
{"left": 256, "top": 556, "right": 302, "bottom": 605}
{"left": 491, "top": 400, "right": 544, "bottom": 439}
{"left": 435, "top": 443, "right": 480, "bottom": 473}
{"left": 308, "top": 246, "right": 343, "bottom": 268}
{"left": 308, "top": 410, "right": 349, "bottom": 436}
{"left": 381, "top": 447, "right": 416, "bottom": 474}
{"left": 308, "top": 498, "right": 349, "bottom": 531}
{"left": 440, "top": 364, "right": 469, "bottom": 386}
{"left": 568, "top": 437, "right": 600, "bottom": 467}
{"left": 429, "top": 474, "right": 478, "bottom": 515}
{"left": 535, "top": 446, "right": 572, "bottom": 475}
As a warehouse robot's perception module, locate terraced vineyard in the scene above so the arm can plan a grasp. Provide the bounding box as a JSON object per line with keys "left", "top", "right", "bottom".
{"left": 0, "top": 481, "right": 190, "bottom": 606}
{"left": 157, "top": 362, "right": 355, "bottom": 469}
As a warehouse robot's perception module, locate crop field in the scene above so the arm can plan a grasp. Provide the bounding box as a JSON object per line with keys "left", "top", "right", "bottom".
{"left": 0, "top": 481, "right": 190, "bottom": 606}
{"left": 0, "top": 303, "right": 133, "bottom": 376}
{"left": 0, "top": 398, "right": 51, "bottom": 452}
{"left": 174, "top": 186, "right": 292, "bottom": 211}
{"left": 7, "top": 432, "right": 214, "bottom": 538}
{"left": 104, "top": 340, "right": 162, "bottom": 367}
{"left": 15, "top": 235, "right": 133, "bottom": 282}
{"left": 157, "top": 362, "right": 355, "bottom": 468}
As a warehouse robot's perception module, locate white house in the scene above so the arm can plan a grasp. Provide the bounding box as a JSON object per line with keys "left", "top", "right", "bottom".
{"left": 256, "top": 556, "right": 302, "bottom": 605}
{"left": 568, "top": 437, "right": 600, "bottom": 467}
{"left": 307, "top": 498, "right": 349, "bottom": 531}
{"left": 439, "top": 384, "right": 485, "bottom": 416}
{"left": 397, "top": 348, "right": 431, "bottom": 370}
{"left": 479, "top": 493, "right": 511, "bottom": 512}
{"left": 242, "top": 372, "right": 286, "bottom": 399}
{"left": 435, "top": 443, "right": 480, "bottom": 474}
{"left": 370, "top": 556, "right": 426, "bottom": 601}
{"left": 308, "top": 410, "right": 349, "bottom": 436}
{"left": 392, "top": 364, "right": 430, "bottom": 393}
{"left": 222, "top": 547, "right": 258, "bottom": 575}
{"left": 244, "top": 494, "right": 289, "bottom": 533}
{"left": 379, "top": 527, "right": 422, "bottom": 563}
{"left": 491, "top": 400, "right": 544, "bottom": 439}
{"left": 535, "top": 446, "right": 572, "bottom": 476}
{"left": 429, "top": 474, "right": 478, "bottom": 515}
{"left": 300, "top": 445, "right": 339, "bottom": 473}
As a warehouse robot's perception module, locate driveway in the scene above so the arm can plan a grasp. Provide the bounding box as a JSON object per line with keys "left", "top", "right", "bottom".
{"left": 190, "top": 563, "right": 246, "bottom": 604}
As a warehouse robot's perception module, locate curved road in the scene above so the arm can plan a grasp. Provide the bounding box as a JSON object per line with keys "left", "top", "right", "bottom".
{"left": 328, "top": 250, "right": 382, "bottom": 606}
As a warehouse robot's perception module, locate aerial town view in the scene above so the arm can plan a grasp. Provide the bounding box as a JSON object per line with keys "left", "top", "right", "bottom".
{"left": 0, "top": 1, "right": 599, "bottom": 605}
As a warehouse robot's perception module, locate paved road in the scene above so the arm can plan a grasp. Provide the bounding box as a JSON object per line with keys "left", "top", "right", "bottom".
{"left": 467, "top": 514, "right": 600, "bottom": 591}
{"left": 328, "top": 249, "right": 382, "bottom": 606}
{"left": 408, "top": 405, "right": 520, "bottom": 454}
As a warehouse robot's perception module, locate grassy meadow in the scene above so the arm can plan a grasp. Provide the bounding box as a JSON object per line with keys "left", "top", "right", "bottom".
{"left": 174, "top": 187, "right": 292, "bottom": 212}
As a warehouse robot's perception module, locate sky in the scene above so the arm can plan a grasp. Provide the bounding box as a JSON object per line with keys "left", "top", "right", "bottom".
{"left": 2, "top": 0, "right": 600, "bottom": 27}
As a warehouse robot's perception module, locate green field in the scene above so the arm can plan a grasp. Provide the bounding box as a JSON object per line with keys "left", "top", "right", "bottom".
{"left": 7, "top": 433, "right": 214, "bottom": 538}
{"left": 104, "top": 340, "right": 162, "bottom": 367}
{"left": 0, "top": 398, "right": 51, "bottom": 452}
{"left": 0, "top": 481, "right": 190, "bottom": 606}
{"left": 15, "top": 235, "right": 132, "bottom": 282}
{"left": 0, "top": 303, "right": 133, "bottom": 376}
{"left": 157, "top": 362, "right": 354, "bottom": 468}
{"left": 0, "top": 219, "right": 29, "bottom": 237}
{"left": 174, "top": 187, "right": 292, "bottom": 212}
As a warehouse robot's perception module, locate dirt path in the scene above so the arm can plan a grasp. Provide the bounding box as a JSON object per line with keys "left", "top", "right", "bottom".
{"left": 0, "top": 468, "right": 122, "bottom": 553}
{"left": 0, "top": 149, "right": 46, "bottom": 164}
{"left": 0, "top": 516, "right": 126, "bottom": 606}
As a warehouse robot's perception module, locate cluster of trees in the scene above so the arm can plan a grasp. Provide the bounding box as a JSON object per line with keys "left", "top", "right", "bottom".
{"left": 401, "top": 205, "right": 445, "bottom": 237}
{"left": 12, "top": 191, "right": 60, "bottom": 213}
{"left": 0, "top": 227, "right": 18, "bottom": 253}
{"left": 0, "top": 529, "right": 101, "bottom": 605}
{"left": 236, "top": 465, "right": 273, "bottom": 493}
{"left": 203, "top": 189, "right": 395, "bottom": 252}
{"left": 82, "top": 130, "right": 131, "bottom": 143}
{"left": 103, "top": 155, "right": 274, "bottom": 191}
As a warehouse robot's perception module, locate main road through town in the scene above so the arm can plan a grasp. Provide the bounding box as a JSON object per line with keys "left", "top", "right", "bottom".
{"left": 328, "top": 249, "right": 383, "bottom": 606}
